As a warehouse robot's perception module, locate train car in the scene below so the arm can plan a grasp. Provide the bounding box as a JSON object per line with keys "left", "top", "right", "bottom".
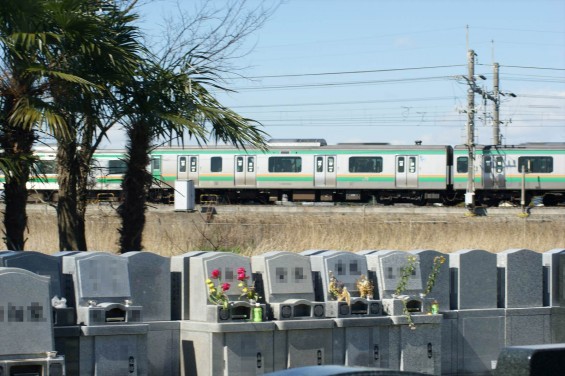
{"left": 453, "top": 143, "right": 565, "bottom": 206}
{"left": 150, "top": 139, "right": 453, "bottom": 204}
{"left": 6, "top": 139, "right": 563, "bottom": 206}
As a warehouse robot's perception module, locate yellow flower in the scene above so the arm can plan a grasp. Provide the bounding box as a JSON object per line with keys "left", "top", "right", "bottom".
{"left": 206, "top": 278, "right": 212, "bottom": 284}
{"left": 242, "top": 287, "right": 248, "bottom": 293}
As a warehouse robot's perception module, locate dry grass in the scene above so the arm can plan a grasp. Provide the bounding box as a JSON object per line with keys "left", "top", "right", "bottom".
{"left": 14, "top": 205, "right": 565, "bottom": 256}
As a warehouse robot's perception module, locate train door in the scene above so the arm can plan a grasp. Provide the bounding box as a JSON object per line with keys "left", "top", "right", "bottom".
{"left": 395, "top": 155, "right": 418, "bottom": 188}
{"left": 483, "top": 153, "right": 506, "bottom": 189}
{"left": 314, "top": 155, "right": 337, "bottom": 187}
{"left": 177, "top": 155, "right": 199, "bottom": 185}
{"left": 234, "top": 155, "right": 256, "bottom": 186}
{"left": 151, "top": 156, "right": 162, "bottom": 182}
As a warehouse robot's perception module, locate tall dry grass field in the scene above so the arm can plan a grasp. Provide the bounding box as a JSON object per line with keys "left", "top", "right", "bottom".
{"left": 13, "top": 205, "right": 565, "bottom": 255}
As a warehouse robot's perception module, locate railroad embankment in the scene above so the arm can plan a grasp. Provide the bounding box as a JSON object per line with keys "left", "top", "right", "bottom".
{"left": 11, "top": 203, "right": 565, "bottom": 255}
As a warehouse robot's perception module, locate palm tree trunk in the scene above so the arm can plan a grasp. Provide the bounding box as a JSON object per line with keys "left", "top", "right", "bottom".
{"left": 119, "top": 121, "right": 152, "bottom": 253}
{"left": 56, "top": 139, "right": 87, "bottom": 251}
{"left": 0, "top": 95, "right": 34, "bottom": 251}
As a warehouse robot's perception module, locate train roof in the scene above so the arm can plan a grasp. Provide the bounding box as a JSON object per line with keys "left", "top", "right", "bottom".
{"left": 454, "top": 143, "right": 565, "bottom": 151}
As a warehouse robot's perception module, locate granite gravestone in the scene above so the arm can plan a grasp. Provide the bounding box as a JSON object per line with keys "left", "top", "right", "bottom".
{"left": 0, "top": 267, "right": 66, "bottom": 375}
{"left": 449, "top": 249, "right": 497, "bottom": 310}
{"left": 252, "top": 251, "right": 333, "bottom": 369}
{"left": 410, "top": 250, "right": 450, "bottom": 312}
{"left": 123, "top": 251, "right": 179, "bottom": 376}
{"left": 542, "top": 248, "right": 565, "bottom": 307}
{"left": 170, "top": 251, "right": 208, "bottom": 321}
{"left": 181, "top": 252, "right": 276, "bottom": 375}
{"left": 61, "top": 252, "right": 148, "bottom": 376}
{"left": 0, "top": 251, "right": 74, "bottom": 326}
{"left": 189, "top": 252, "right": 256, "bottom": 322}
{"left": 542, "top": 248, "right": 565, "bottom": 343}
{"left": 445, "top": 249, "right": 504, "bottom": 375}
{"left": 123, "top": 251, "right": 171, "bottom": 321}
{"left": 497, "top": 249, "right": 549, "bottom": 347}
{"left": 0, "top": 251, "right": 63, "bottom": 305}
{"left": 251, "top": 251, "right": 324, "bottom": 320}
{"left": 364, "top": 251, "right": 423, "bottom": 303}
{"left": 62, "top": 252, "right": 142, "bottom": 325}
{"left": 305, "top": 250, "right": 381, "bottom": 317}
{"left": 497, "top": 248, "right": 543, "bottom": 308}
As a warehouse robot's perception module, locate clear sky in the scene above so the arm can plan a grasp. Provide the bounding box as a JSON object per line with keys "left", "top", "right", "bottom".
{"left": 129, "top": 0, "right": 565, "bottom": 148}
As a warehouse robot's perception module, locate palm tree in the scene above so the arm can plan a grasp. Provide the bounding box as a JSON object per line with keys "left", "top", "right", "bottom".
{"left": 117, "top": 59, "right": 267, "bottom": 253}
{"left": 0, "top": 0, "right": 65, "bottom": 250}
{"left": 40, "top": 0, "right": 142, "bottom": 251}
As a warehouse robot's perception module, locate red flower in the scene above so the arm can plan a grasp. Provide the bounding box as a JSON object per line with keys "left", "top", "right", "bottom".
{"left": 221, "top": 283, "right": 231, "bottom": 291}
{"left": 211, "top": 269, "right": 220, "bottom": 279}
{"left": 237, "top": 267, "right": 248, "bottom": 281}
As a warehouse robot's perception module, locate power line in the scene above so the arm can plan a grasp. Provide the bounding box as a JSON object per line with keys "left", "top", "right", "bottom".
{"left": 226, "top": 65, "right": 466, "bottom": 80}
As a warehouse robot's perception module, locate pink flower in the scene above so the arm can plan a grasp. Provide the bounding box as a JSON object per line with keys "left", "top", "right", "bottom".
{"left": 221, "top": 283, "right": 231, "bottom": 291}
{"left": 210, "top": 269, "right": 220, "bottom": 279}
{"left": 237, "top": 267, "right": 246, "bottom": 274}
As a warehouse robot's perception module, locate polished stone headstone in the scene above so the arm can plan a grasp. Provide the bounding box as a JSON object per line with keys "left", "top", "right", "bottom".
{"left": 170, "top": 251, "right": 208, "bottom": 320}
{"left": 62, "top": 252, "right": 142, "bottom": 325}
{"left": 543, "top": 248, "right": 565, "bottom": 307}
{"left": 123, "top": 251, "right": 171, "bottom": 321}
{"left": 189, "top": 252, "right": 255, "bottom": 322}
{"left": 410, "top": 250, "right": 450, "bottom": 312}
{"left": 497, "top": 249, "right": 543, "bottom": 308}
{"left": 304, "top": 250, "right": 382, "bottom": 317}
{"left": 0, "top": 251, "right": 63, "bottom": 302}
{"left": 449, "top": 249, "right": 497, "bottom": 310}
{"left": 123, "top": 251, "right": 179, "bottom": 376}
{"left": 363, "top": 251, "right": 422, "bottom": 300}
{"left": 0, "top": 267, "right": 53, "bottom": 356}
{"left": 0, "top": 250, "right": 75, "bottom": 326}
{"left": 252, "top": 251, "right": 326, "bottom": 320}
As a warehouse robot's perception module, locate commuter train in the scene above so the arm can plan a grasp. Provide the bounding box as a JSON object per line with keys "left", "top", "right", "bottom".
{"left": 24, "top": 139, "right": 565, "bottom": 206}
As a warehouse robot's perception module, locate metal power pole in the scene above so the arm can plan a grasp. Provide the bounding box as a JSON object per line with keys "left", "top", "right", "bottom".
{"left": 492, "top": 63, "right": 500, "bottom": 145}
{"left": 465, "top": 50, "right": 476, "bottom": 211}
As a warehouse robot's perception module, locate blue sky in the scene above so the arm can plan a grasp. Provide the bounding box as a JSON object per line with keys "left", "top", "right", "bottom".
{"left": 127, "top": 0, "right": 565, "bottom": 147}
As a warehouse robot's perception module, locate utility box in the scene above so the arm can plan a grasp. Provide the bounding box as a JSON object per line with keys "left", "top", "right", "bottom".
{"left": 175, "top": 180, "right": 195, "bottom": 211}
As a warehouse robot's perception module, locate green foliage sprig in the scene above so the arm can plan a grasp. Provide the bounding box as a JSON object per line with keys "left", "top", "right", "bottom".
{"left": 423, "top": 256, "right": 446, "bottom": 296}
{"left": 394, "top": 255, "right": 418, "bottom": 296}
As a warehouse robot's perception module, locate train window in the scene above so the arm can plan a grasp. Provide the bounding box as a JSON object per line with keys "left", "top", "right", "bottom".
{"left": 316, "top": 157, "right": 323, "bottom": 173}
{"left": 179, "top": 157, "right": 187, "bottom": 173}
{"left": 397, "top": 157, "right": 405, "bottom": 173}
{"left": 268, "top": 157, "right": 302, "bottom": 173}
{"left": 349, "top": 157, "right": 383, "bottom": 173}
{"left": 35, "top": 160, "right": 57, "bottom": 175}
{"left": 409, "top": 157, "right": 416, "bottom": 173}
{"left": 108, "top": 159, "right": 127, "bottom": 174}
{"left": 236, "top": 157, "right": 244, "bottom": 172}
{"left": 248, "top": 157, "right": 254, "bottom": 172}
{"left": 190, "top": 157, "right": 197, "bottom": 172}
{"left": 518, "top": 156, "right": 553, "bottom": 173}
{"left": 457, "top": 157, "right": 468, "bottom": 173}
{"left": 151, "top": 157, "right": 161, "bottom": 170}
{"left": 211, "top": 157, "right": 222, "bottom": 172}
{"left": 328, "top": 157, "right": 335, "bottom": 172}
{"left": 495, "top": 157, "right": 504, "bottom": 173}
{"left": 484, "top": 156, "right": 492, "bottom": 173}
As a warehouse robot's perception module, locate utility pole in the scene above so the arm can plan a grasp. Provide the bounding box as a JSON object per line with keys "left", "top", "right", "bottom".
{"left": 465, "top": 49, "right": 476, "bottom": 212}
{"left": 492, "top": 63, "right": 500, "bottom": 145}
